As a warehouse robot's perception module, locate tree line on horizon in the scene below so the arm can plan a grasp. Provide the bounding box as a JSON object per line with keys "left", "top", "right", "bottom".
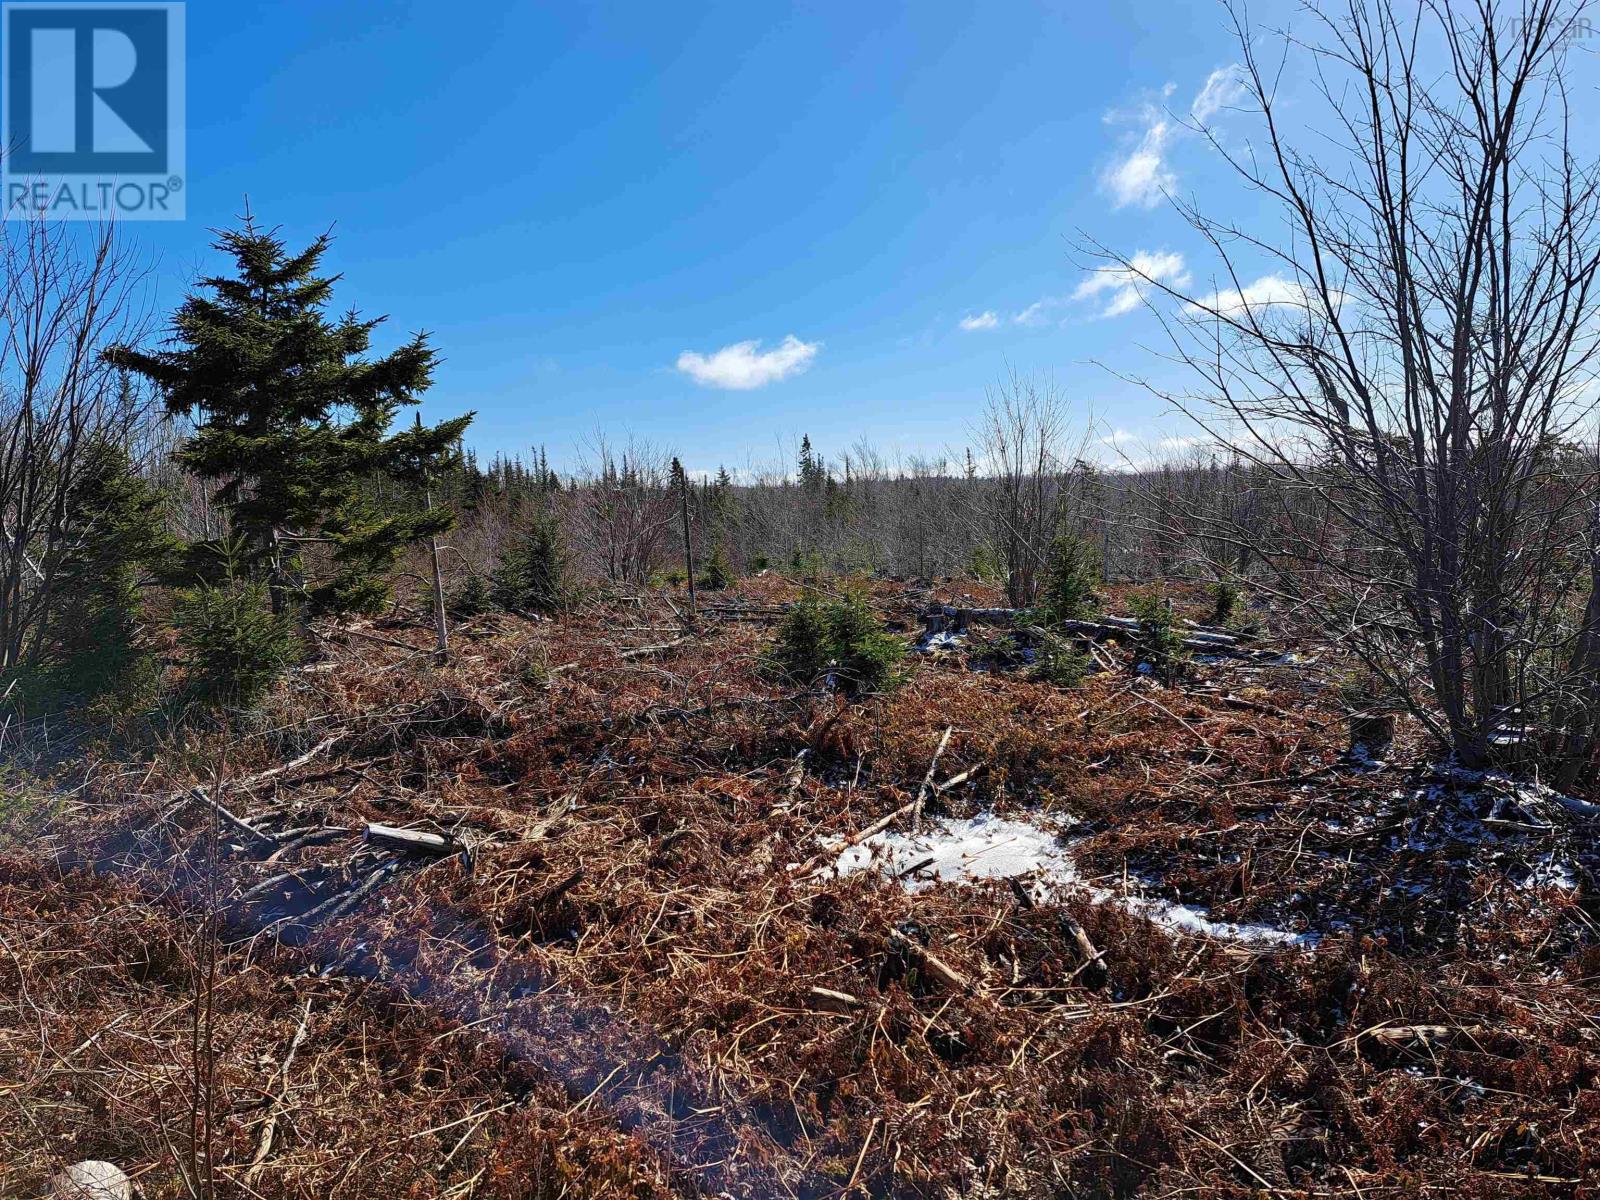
{"left": 2, "top": 0, "right": 1600, "bottom": 788}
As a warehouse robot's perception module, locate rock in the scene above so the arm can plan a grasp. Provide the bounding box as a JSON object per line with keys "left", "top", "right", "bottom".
{"left": 50, "top": 1161, "right": 131, "bottom": 1200}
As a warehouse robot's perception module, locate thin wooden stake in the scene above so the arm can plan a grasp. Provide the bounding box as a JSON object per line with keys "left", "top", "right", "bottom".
{"left": 911, "top": 725, "right": 954, "bottom": 834}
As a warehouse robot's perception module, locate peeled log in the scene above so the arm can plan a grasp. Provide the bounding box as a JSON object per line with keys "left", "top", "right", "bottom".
{"left": 51, "top": 1162, "right": 131, "bottom": 1200}
{"left": 923, "top": 605, "right": 1262, "bottom": 656}
{"left": 364, "top": 823, "right": 457, "bottom": 856}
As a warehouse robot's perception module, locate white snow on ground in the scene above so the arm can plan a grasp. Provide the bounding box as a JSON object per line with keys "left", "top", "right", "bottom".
{"left": 1119, "top": 896, "right": 1314, "bottom": 945}
{"left": 1521, "top": 853, "right": 1580, "bottom": 892}
{"left": 829, "top": 812, "right": 1316, "bottom": 948}
{"left": 833, "top": 813, "right": 1079, "bottom": 889}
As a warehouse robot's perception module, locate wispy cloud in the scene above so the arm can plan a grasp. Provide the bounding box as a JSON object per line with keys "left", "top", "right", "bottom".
{"left": 1186, "top": 275, "right": 1333, "bottom": 317}
{"left": 1100, "top": 66, "right": 1247, "bottom": 209}
{"left": 1190, "top": 65, "right": 1247, "bottom": 124}
{"left": 1101, "top": 107, "right": 1176, "bottom": 209}
{"left": 676, "top": 335, "right": 819, "bottom": 389}
{"left": 1100, "top": 428, "right": 1137, "bottom": 447}
{"left": 1012, "top": 300, "right": 1056, "bottom": 327}
{"left": 1072, "top": 250, "right": 1190, "bottom": 318}
{"left": 954, "top": 299, "right": 1069, "bottom": 329}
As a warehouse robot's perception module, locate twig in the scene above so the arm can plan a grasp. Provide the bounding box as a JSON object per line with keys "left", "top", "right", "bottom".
{"left": 797, "top": 800, "right": 920, "bottom": 878}
{"left": 244, "top": 996, "right": 313, "bottom": 1181}
{"left": 911, "top": 726, "right": 954, "bottom": 835}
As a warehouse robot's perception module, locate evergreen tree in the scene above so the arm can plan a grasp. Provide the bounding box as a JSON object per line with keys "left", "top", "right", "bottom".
{"left": 1036, "top": 532, "right": 1101, "bottom": 626}
{"left": 798, "top": 435, "right": 828, "bottom": 491}
{"left": 447, "top": 571, "right": 494, "bottom": 619}
{"left": 104, "top": 216, "right": 472, "bottom": 616}
{"left": 492, "top": 512, "right": 567, "bottom": 615}
{"left": 700, "top": 542, "right": 734, "bottom": 590}
{"left": 22, "top": 437, "right": 174, "bottom": 706}
{"left": 174, "top": 538, "right": 301, "bottom": 709}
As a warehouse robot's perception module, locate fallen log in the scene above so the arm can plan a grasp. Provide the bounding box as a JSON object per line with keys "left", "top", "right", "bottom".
{"left": 365, "top": 823, "right": 458, "bottom": 857}
{"left": 924, "top": 605, "right": 1260, "bottom": 655}
{"left": 933, "top": 762, "right": 985, "bottom": 794}
{"left": 910, "top": 726, "right": 953, "bottom": 834}
{"left": 184, "top": 788, "right": 274, "bottom": 847}
{"left": 532, "top": 867, "right": 585, "bottom": 907}
{"left": 287, "top": 861, "right": 399, "bottom": 937}
{"left": 230, "top": 732, "right": 343, "bottom": 793}
{"left": 618, "top": 636, "right": 693, "bottom": 660}
{"left": 235, "top": 870, "right": 305, "bottom": 907}
{"left": 796, "top": 799, "right": 920, "bottom": 878}
{"left": 1058, "top": 914, "right": 1107, "bottom": 987}
{"left": 245, "top": 996, "right": 314, "bottom": 1181}
{"left": 1363, "top": 1023, "right": 1488, "bottom": 1045}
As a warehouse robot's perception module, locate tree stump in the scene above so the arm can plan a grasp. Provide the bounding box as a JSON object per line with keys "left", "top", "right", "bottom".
{"left": 1347, "top": 712, "right": 1396, "bottom": 751}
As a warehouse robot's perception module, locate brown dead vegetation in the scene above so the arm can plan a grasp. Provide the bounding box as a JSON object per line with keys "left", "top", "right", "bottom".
{"left": 3, "top": 577, "right": 1598, "bottom": 1197}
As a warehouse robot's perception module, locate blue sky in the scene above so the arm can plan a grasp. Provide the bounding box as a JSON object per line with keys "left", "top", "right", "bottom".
{"left": 126, "top": 0, "right": 1308, "bottom": 474}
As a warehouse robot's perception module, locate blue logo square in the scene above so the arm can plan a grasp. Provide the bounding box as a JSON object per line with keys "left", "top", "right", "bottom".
{"left": 8, "top": 6, "right": 166, "bottom": 172}
{"left": 2, "top": 2, "right": 185, "bottom": 220}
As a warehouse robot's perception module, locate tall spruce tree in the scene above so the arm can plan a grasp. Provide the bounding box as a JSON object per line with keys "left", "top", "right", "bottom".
{"left": 105, "top": 216, "right": 472, "bottom": 615}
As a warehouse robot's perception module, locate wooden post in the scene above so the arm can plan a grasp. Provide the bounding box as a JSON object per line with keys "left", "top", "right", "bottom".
{"left": 425, "top": 484, "right": 449, "bottom": 664}
{"left": 676, "top": 459, "right": 697, "bottom": 621}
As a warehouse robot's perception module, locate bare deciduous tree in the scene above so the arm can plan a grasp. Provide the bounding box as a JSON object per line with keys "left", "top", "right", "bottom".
{"left": 963, "top": 370, "right": 1093, "bottom": 607}
{"left": 575, "top": 432, "right": 677, "bottom": 586}
{"left": 1119, "top": 0, "right": 1600, "bottom": 777}
{"left": 0, "top": 217, "right": 150, "bottom": 674}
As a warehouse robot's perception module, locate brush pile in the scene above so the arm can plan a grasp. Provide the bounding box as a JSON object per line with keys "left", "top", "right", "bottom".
{"left": 3, "top": 577, "right": 1597, "bottom": 1197}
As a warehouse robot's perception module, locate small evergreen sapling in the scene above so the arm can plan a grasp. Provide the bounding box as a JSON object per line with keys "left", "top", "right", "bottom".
{"left": 174, "top": 539, "right": 300, "bottom": 709}
{"left": 699, "top": 543, "right": 734, "bottom": 590}
{"left": 1036, "top": 533, "right": 1101, "bottom": 627}
{"left": 1210, "top": 580, "right": 1240, "bottom": 626}
{"left": 1030, "top": 631, "right": 1091, "bottom": 689}
{"left": 766, "top": 589, "right": 903, "bottom": 696}
{"left": 447, "top": 572, "right": 494, "bottom": 619}
{"left": 14, "top": 437, "right": 174, "bottom": 709}
{"left": 1129, "top": 588, "right": 1186, "bottom": 684}
{"left": 491, "top": 512, "right": 567, "bottom": 616}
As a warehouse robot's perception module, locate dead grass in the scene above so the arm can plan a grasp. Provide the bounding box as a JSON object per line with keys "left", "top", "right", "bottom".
{"left": 2, "top": 576, "right": 1597, "bottom": 1197}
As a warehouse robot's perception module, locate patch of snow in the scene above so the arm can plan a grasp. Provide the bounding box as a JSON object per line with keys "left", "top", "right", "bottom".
{"left": 915, "top": 631, "right": 966, "bottom": 654}
{"left": 832, "top": 813, "right": 1078, "bottom": 889}
{"left": 1346, "top": 743, "right": 1386, "bottom": 770}
{"left": 1121, "top": 897, "right": 1315, "bottom": 946}
{"left": 1519, "top": 853, "right": 1579, "bottom": 891}
{"left": 832, "top": 811, "right": 1316, "bottom": 949}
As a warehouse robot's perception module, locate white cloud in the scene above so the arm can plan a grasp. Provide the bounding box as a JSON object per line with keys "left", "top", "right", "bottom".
{"left": 1100, "top": 428, "right": 1137, "bottom": 446}
{"left": 1186, "top": 275, "right": 1333, "bottom": 317}
{"left": 1100, "top": 67, "right": 1247, "bottom": 210}
{"left": 1190, "top": 65, "right": 1247, "bottom": 124}
{"left": 1072, "top": 250, "right": 1190, "bottom": 318}
{"left": 1102, "top": 114, "right": 1176, "bottom": 209}
{"left": 676, "top": 335, "right": 819, "bottom": 389}
{"left": 951, "top": 299, "right": 1075, "bottom": 330}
